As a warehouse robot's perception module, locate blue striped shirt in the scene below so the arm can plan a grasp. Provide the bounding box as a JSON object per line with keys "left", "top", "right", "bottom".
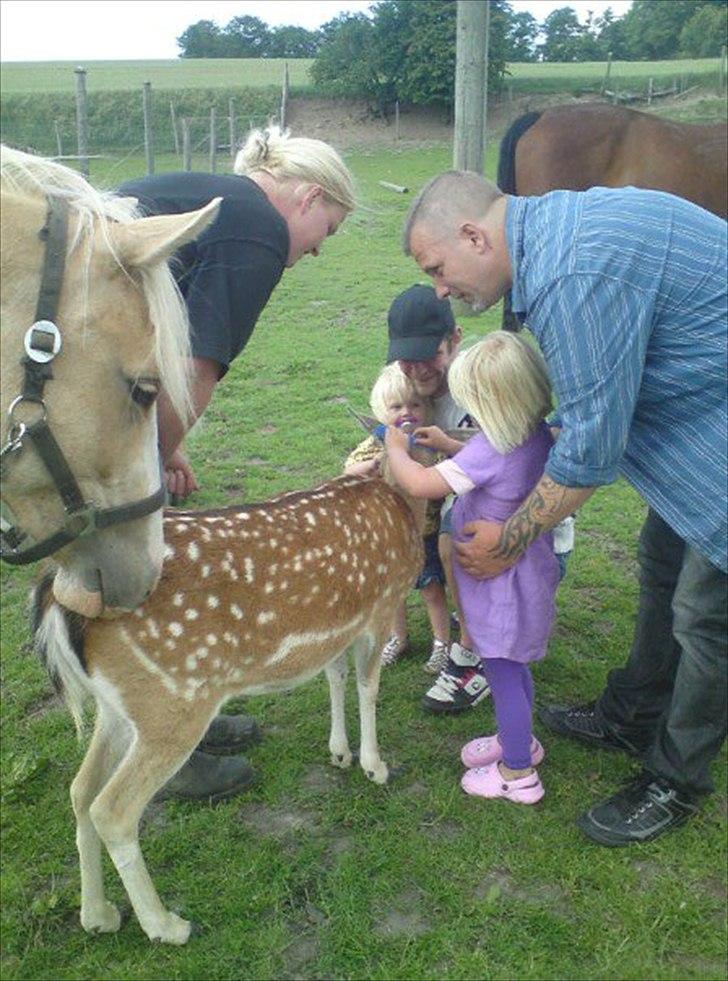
{"left": 506, "top": 187, "right": 727, "bottom": 571}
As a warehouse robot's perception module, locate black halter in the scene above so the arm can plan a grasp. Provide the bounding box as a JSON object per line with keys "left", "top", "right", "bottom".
{"left": 0, "top": 196, "right": 167, "bottom": 566}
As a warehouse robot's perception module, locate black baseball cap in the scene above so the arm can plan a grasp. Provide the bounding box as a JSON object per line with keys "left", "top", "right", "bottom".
{"left": 386, "top": 285, "right": 456, "bottom": 363}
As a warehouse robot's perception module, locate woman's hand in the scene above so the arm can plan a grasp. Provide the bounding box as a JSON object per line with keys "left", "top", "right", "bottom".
{"left": 165, "top": 449, "right": 199, "bottom": 501}
{"left": 454, "top": 520, "right": 515, "bottom": 579}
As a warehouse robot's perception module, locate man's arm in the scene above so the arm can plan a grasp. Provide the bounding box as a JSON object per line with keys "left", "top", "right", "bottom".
{"left": 455, "top": 475, "right": 594, "bottom": 578}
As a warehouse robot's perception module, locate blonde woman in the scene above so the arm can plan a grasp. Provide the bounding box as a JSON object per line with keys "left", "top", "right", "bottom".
{"left": 385, "top": 332, "right": 560, "bottom": 806}
{"left": 117, "top": 124, "right": 355, "bottom": 501}
{"left": 117, "top": 125, "right": 355, "bottom": 801}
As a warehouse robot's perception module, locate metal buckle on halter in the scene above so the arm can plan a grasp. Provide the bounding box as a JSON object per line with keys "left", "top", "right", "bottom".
{"left": 61, "top": 504, "right": 98, "bottom": 540}
{"left": 24, "top": 320, "right": 62, "bottom": 363}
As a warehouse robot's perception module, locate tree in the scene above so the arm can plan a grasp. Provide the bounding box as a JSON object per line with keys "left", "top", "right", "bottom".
{"left": 310, "top": 13, "right": 379, "bottom": 102}
{"left": 680, "top": 2, "right": 728, "bottom": 58}
{"left": 177, "top": 20, "right": 226, "bottom": 59}
{"left": 593, "top": 7, "right": 631, "bottom": 61}
{"left": 506, "top": 11, "right": 539, "bottom": 62}
{"left": 622, "top": 0, "right": 704, "bottom": 60}
{"left": 267, "top": 25, "right": 322, "bottom": 59}
{"left": 539, "top": 7, "right": 587, "bottom": 62}
{"left": 221, "top": 15, "right": 269, "bottom": 58}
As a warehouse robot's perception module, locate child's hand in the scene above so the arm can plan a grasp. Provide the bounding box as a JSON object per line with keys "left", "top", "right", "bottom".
{"left": 414, "top": 426, "right": 462, "bottom": 456}
{"left": 345, "top": 456, "right": 381, "bottom": 477}
{"left": 384, "top": 426, "right": 410, "bottom": 453}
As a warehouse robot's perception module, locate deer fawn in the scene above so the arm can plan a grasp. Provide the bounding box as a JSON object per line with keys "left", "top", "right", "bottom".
{"left": 33, "top": 462, "right": 427, "bottom": 945}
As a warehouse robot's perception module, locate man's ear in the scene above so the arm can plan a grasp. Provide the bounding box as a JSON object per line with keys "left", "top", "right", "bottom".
{"left": 459, "top": 221, "right": 488, "bottom": 253}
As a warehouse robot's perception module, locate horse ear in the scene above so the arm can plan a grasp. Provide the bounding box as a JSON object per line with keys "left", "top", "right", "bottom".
{"left": 109, "top": 197, "right": 221, "bottom": 270}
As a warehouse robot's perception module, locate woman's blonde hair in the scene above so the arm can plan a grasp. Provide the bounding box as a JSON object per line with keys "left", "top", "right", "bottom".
{"left": 234, "top": 124, "right": 356, "bottom": 213}
{"left": 448, "top": 332, "right": 552, "bottom": 453}
{"left": 369, "top": 363, "right": 431, "bottom": 425}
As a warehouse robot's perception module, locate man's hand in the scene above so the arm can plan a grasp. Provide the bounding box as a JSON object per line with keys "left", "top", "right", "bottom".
{"left": 454, "top": 520, "right": 514, "bottom": 579}
{"left": 165, "top": 449, "right": 199, "bottom": 501}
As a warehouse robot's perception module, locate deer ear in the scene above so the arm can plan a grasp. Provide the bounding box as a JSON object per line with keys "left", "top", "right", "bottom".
{"left": 108, "top": 197, "right": 221, "bottom": 270}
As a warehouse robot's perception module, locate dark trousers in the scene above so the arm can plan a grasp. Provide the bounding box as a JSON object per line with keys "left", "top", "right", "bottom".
{"left": 597, "top": 509, "right": 727, "bottom": 797}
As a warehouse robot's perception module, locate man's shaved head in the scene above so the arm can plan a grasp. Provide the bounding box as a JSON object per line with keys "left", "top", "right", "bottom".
{"left": 402, "top": 170, "right": 504, "bottom": 254}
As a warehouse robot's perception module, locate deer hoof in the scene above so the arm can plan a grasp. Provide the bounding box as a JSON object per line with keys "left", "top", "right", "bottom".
{"left": 147, "top": 911, "right": 193, "bottom": 945}
{"left": 365, "top": 762, "right": 389, "bottom": 785}
{"left": 330, "top": 750, "right": 353, "bottom": 770}
{"left": 81, "top": 900, "right": 122, "bottom": 934}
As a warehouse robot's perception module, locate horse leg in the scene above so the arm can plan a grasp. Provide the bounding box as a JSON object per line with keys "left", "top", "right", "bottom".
{"left": 88, "top": 709, "right": 213, "bottom": 945}
{"left": 353, "top": 632, "right": 388, "bottom": 785}
{"left": 72, "top": 702, "right": 132, "bottom": 934}
{"left": 325, "top": 652, "right": 353, "bottom": 769}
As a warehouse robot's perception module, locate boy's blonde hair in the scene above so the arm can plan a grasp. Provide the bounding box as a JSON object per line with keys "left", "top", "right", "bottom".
{"left": 369, "top": 363, "right": 431, "bottom": 425}
{"left": 234, "top": 124, "right": 356, "bottom": 214}
{"left": 448, "top": 332, "right": 552, "bottom": 453}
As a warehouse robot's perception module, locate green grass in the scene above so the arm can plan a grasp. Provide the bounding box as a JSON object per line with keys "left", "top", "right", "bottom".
{"left": 1, "top": 128, "right": 726, "bottom": 979}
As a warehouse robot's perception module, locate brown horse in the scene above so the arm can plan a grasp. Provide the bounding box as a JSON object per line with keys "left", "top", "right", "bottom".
{"left": 497, "top": 103, "right": 727, "bottom": 328}
{"left": 1, "top": 147, "right": 219, "bottom": 615}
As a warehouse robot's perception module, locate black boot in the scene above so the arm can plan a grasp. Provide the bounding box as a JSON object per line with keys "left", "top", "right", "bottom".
{"left": 198, "top": 714, "right": 262, "bottom": 755}
{"left": 156, "top": 750, "right": 255, "bottom": 803}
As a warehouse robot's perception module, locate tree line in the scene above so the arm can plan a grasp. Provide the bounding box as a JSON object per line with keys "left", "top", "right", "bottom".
{"left": 177, "top": 0, "right": 727, "bottom": 113}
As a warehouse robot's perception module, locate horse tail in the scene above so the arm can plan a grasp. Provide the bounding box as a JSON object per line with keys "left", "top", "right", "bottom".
{"left": 498, "top": 111, "right": 542, "bottom": 332}
{"left": 497, "top": 110, "right": 542, "bottom": 194}
{"left": 31, "top": 568, "right": 91, "bottom": 737}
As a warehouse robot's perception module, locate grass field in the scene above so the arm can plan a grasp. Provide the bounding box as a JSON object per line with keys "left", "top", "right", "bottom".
{"left": 1, "top": 107, "right": 726, "bottom": 980}
{"left": 1, "top": 56, "right": 723, "bottom": 96}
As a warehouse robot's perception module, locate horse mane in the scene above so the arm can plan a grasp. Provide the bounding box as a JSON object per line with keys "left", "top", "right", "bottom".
{"left": 0, "top": 145, "right": 191, "bottom": 421}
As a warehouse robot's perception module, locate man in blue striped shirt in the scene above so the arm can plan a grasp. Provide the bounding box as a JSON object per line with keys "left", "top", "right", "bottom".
{"left": 404, "top": 171, "right": 727, "bottom": 846}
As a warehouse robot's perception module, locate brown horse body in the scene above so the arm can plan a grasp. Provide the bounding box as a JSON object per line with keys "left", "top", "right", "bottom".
{"left": 500, "top": 103, "right": 727, "bottom": 217}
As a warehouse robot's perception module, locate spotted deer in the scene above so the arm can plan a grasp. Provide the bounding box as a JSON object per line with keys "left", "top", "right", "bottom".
{"left": 33, "top": 461, "right": 427, "bottom": 945}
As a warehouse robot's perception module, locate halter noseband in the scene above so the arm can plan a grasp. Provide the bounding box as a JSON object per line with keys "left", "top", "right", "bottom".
{"left": 0, "top": 195, "right": 167, "bottom": 566}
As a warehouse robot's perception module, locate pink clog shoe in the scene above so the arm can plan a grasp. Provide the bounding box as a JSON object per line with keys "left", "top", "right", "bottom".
{"left": 460, "top": 733, "right": 545, "bottom": 769}
{"left": 461, "top": 762, "right": 545, "bottom": 805}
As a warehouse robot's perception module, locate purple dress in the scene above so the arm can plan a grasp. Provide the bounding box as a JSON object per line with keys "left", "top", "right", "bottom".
{"left": 449, "top": 424, "right": 560, "bottom": 663}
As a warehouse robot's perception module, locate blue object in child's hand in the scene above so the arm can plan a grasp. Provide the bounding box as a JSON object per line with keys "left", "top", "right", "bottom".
{"left": 374, "top": 424, "right": 435, "bottom": 452}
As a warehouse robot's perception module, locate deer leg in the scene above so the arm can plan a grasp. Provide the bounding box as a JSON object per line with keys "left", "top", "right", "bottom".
{"left": 325, "top": 653, "right": 353, "bottom": 769}
{"left": 353, "top": 633, "right": 389, "bottom": 784}
{"left": 72, "top": 702, "right": 132, "bottom": 935}
{"left": 88, "top": 710, "right": 212, "bottom": 945}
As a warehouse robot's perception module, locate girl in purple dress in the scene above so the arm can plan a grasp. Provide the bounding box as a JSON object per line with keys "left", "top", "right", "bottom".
{"left": 385, "top": 331, "right": 559, "bottom": 805}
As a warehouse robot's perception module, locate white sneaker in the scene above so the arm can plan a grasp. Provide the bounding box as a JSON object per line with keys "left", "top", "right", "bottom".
{"left": 424, "top": 639, "right": 450, "bottom": 674}
{"left": 381, "top": 634, "right": 409, "bottom": 666}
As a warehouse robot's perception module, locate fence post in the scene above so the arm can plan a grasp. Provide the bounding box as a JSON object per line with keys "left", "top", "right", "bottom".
{"left": 280, "top": 61, "right": 289, "bottom": 129}
{"left": 54, "top": 120, "right": 63, "bottom": 158}
{"left": 182, "top": 118, "right": 191, "bottom": 171}
{"left": 394, "top": 100, "right": 400, "bottom": 141}
{"left": 721, "top": 44, "right": 727, "bottom": 97}
{"left": 647, "top": 77, "right": 653, "bottom": 106}
{"left": 600, "top": 52, "right": 612, "bottom": 97}
{"left": 209, "top": 106, "right": 217, "bottom": 174}
{"left": 142, "top": 81, "right": 154, "bottom": 176}
{"left": 170, "top": 101, "right": 180, "bottom": 154}
{"left": 74, "top": 66, "right": 89, "bottom": 178}
{"left": 229, "top": 98, "right": 236, "bottom": 160}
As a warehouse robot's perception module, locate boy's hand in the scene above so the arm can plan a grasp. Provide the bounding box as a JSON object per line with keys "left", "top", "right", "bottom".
{"left": 384, "top": 426, "right": 410, "bottom": 453}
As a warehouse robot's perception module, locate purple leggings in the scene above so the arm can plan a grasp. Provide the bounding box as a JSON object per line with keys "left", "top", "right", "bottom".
{"left": 481, "top": 658, "right": 535, "bottom": 770}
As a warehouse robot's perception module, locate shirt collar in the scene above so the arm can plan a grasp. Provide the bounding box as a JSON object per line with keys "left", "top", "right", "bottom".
{"left": 505, "top": 196, "right": 528, "bottom": 315}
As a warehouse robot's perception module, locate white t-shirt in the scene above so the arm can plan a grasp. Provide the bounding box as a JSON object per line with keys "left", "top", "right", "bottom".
{"left": 432, "top": 391, "right": 472, "bottom": 522}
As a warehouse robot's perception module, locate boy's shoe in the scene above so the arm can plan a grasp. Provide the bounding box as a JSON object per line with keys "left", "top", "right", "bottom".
{"left": 461, "top": 762, "right": 545, "bottom": 805}
{"left": 421, "top": 642, "right": 490, "bottom": 714}
{"left": 381, "top": 634, "right": 409, "bottom": 666}
{"left": 537, "top": 701, "right": 650, "bottom": 758}
{"left": 577, "top": 773, "right": 699, "bottom": 847}
{"left": 424, "top": 639, "right": 450, "bottom": 675}
{"left": 461, "top": 733, "right": 545, "bottom": 769}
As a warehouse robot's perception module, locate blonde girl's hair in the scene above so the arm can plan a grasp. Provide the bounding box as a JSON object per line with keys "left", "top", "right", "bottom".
{"left": 447, "top": 332, "right": 552, "bottom": 453}
{"left": 234, "top": 124, "right": 356, "bottom": 213}
{"left": 368, "top": 363, "right": 432, "bottom": 425}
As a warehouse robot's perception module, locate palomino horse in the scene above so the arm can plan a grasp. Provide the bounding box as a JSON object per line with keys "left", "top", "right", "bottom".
{"left": 497, "top": 102, "right": 728, "bottom": 329}
{"left": 33, "top": 457, "right": 426, "bottom": 944}
{"left": 0, "top": 147, "right": 219, "bottom": 615}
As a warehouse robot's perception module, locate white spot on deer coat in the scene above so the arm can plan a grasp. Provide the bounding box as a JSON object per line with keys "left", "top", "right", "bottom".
{"left": 257, "top": 611, "right": 276, "bottom": 625}
{"left": 187, "top": 542, "right": 200, "bottom": 561}
{"left": 231, "top": 604, "right": 244, "bottom": 620}
{"left": 168, "top": 622, "right": 184, "bottom": 637}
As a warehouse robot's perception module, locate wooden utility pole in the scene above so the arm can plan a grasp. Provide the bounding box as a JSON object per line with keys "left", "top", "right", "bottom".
{"left": 74, "top": 67, "right": 89, "bottom": 177}
{"left": 453, "top": 0, "right": 490, "bottom": 173}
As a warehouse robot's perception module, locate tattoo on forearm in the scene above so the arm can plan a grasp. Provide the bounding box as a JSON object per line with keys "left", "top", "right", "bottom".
{"left": 495, "top": 477, "right": 571, "bottom": 562}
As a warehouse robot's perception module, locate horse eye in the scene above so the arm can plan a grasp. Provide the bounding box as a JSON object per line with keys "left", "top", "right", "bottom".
{"left": 129, "top": 377, "right": 160, "bottom": 409}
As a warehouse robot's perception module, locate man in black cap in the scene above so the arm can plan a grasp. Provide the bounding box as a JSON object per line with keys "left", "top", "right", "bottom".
{"left": 387, "top": 285, "right": 491, "bottom": 714}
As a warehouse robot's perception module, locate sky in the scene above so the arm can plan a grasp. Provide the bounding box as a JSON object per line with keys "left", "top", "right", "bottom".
{"left": 1, "top": 1, "right": 634, "bottom": 63}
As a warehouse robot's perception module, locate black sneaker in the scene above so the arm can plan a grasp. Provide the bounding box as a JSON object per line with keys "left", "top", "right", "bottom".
{"left": 537, "top": 701, "right": 650, "bottom": 758}
{"left": 156, "top": 750, "right": 255, "bottom": 803}
{"left": 577, "top": 773, "right": 700, "bottom": 847}
{"left": 421, "top": 642, "right": 491, "bottom": 715}
{"left": 198, "top": 714, "right": 262, "bottom": 755}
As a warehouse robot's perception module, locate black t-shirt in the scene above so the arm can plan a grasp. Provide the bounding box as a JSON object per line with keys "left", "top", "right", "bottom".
{"left": 117, "top": 172, "right": 289, "bottom": 374}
